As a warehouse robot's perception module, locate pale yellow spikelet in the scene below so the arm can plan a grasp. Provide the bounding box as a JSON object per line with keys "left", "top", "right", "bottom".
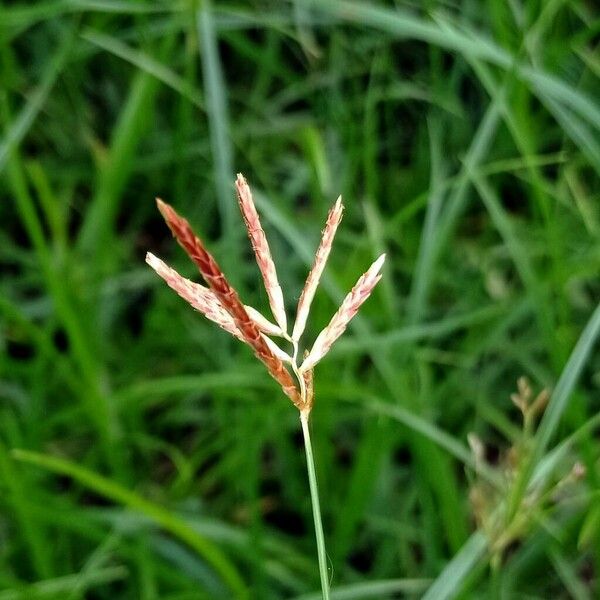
{"left": 300, "top": 254, "right": 386, "bottom": 372}
{"left": 146, "top": 252, "right": 243, "bottom": 340}
{"left": 292, "top": 196, "right": 344, "bottom": 342}
{"left": 244, "top": 305, "right": 285, "bottom": 337}
{"left": 146, "top": 252, "right": 283, "bottom": 340}
{"left": 263, "top": 335, "right": 293, "bottom": 363}
{"left": 235, "top": 174, "right": 287, "bottom": 333}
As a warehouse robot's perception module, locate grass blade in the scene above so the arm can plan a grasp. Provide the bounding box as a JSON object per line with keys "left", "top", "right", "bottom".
{"left": 0, "top": 567, "right": 128, "bottom": 600}
{"left": 312, "top": 1, "right": 600, "bottom": 132}
{"left": 422, "top": 532, "right": 488, "bottom": 600}
{"left": 196, "top": 1, "right": 237, "bottom": 263}
{"left": 291, "top": 578, "right": 430, "bottom": 600}
{"left": 81, "top": 29, "right": 204, "bottom": 109}
{"left": 352, "top": 396, "right": 501, "bottom": 488}
{"left": 77, "top": 35, "right": 172, "bottom": 258}
{"left": 0, "top": 19, "right": 75, "bottom": 174}
{"left": 12, "top": 449, "right": 248, "bottom": 599}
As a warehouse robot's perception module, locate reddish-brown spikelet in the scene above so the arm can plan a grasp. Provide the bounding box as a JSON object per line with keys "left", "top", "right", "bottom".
{"left": 301, "top": 254, "right": 386, "bottom": 372}
{"left": 293, "top": 196, "right": 344, "bottom": 341}
{"left": 302, "top": 367, "right": 314, "bottom": 412}
{"left": 156, "top": 198, "right": 301, "bottom": 406}
{"left": 235, "top": 174, "right": 287, "bottom": 332}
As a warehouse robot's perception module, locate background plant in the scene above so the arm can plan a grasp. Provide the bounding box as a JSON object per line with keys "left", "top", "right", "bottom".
{"left": 1, "top": 1, "right": 599, "bottom": 599}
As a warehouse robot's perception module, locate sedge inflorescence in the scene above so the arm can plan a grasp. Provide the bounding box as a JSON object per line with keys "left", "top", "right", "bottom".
{"left": 146, "top": 174, "right": 385, "bottom": 415}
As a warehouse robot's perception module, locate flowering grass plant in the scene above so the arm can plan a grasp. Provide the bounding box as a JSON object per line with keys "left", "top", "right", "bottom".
{"left": 147, "top": 174, "right": 385, "bottom": 598}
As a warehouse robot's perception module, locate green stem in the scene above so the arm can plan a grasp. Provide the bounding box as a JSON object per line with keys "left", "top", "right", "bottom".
{"left": 300, "top": 409, "right": 330, "bottom": 600}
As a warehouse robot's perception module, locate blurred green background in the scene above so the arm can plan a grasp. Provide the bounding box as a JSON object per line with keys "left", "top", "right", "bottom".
{"left": 1, "top": 1, "right": 599, "bottom": 598}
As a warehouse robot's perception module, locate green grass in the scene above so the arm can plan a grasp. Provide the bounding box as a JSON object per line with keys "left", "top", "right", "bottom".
{"left": 1, "top": 1, "right": 599, "bottom": 598}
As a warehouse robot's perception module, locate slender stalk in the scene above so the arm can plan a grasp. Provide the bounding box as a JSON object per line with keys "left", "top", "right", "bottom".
{"left": 300, "top": 409, "right": 330, "bottom": 600}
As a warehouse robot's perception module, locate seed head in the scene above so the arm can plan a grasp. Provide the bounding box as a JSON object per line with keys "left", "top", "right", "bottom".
{"left": 148, "top": 178, "right": 385, "bottom": 414}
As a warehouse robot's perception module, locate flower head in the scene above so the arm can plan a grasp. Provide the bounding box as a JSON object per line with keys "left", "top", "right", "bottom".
{"left": 147, "top": 175, "right": 385, "bottom": 413}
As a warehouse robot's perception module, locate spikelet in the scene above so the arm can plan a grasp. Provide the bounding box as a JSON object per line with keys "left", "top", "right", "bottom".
{"left": 235, "top": 174, "right": 287, "bottom": 333}
{"left": 300, "top": 254, "right": 386, "bottom": 372}
{"left": 292, "top": 197, "right": 344, "bottom": 341}
{"left": 263, "top": 335, "right": 292, "bottom": 363}
{"left": 244, "top": 305, "right": 285, "bottom": 337}
{"left": 302, "top": 365, "right": 314, "bottom": 411}
{"left": 146, "top": 252, "right": 283, "bottom": 339}
{"left": 156, "top": 198, "right": 301, "bottom": 406}
{"left": 146, "top": 252, "right": 243, "bottom": 340}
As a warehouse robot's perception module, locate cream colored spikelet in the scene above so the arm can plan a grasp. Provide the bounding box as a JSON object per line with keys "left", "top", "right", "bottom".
{"left": 235, "top": 174, "right": 288, "bottom": 333}
{"left": 293, "top": 196, "right": 344, "bottom": 342}
{"left": 300, "top": 254, "right": 385, "bottom": 372}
